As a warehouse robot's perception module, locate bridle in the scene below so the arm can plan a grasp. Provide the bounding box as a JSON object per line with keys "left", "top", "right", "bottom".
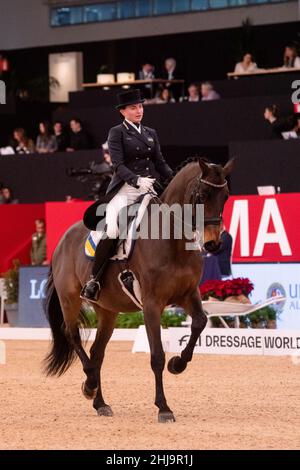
{"left": 147, "top": 171, "right": 228, "bottom": 232}
{"left": 191, "top": 176, "right": 228, "bottom": 228}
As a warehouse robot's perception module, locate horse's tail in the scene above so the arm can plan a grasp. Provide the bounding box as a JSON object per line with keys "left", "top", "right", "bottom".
{"left": 43, "top": 265, "right": 76, "bottom": 376}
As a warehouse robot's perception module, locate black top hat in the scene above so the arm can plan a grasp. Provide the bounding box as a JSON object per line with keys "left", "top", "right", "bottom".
{"left": 116, "top": 89, "right": 145, "bottom": 109}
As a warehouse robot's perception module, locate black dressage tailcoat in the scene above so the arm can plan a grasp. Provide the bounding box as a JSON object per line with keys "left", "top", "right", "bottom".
{"left": 106, "top": 120, "right": 172, "bottom": 193}
{"left": 83, "top": 120, "right": 172, "bottom": 231}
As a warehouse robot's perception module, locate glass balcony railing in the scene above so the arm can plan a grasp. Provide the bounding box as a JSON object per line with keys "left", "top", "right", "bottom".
{"left": 50, "top": 0, "right": 294, "bottom": 27}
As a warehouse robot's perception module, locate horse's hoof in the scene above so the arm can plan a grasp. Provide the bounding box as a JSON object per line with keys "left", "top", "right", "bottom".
{"left": 81, "top": 382, "right": 97, "bottom": 400}
{"left": 97, "top": 405, "right": 113, "bottom": 417}
{"left": 158, "top": 411, "right": 176, "bottom": 423}
{"left": 167, "top": 356, "right": 187, "bottom": 375}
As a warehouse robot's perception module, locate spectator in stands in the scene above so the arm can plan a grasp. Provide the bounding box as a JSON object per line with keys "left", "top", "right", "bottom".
{"left": 30, "top": 219, "right": 47, "bottom": 266}
{"left": 186, "top": 83, "right": 200, "bottom": 102}
{"left": 139, "top": 61, "right": 155, "bottom": 81}
{"left": 163, "top": 57, "right": 177, "bottom": 81}
{"left": 234, "top": 53, "right": 258, "bottom": 74}
{"left": 283, "top": 45, "right": 300, "bottom": 69}
{"left": 201, "top": 82, "right": 220, "bottom": 101}
{"left": 162, "top": 57, "right": 181, "bottom": 101}
{"left": 67, "top": 118, "right": 90, "bottom": 152}
{"left": 264, "top": 105, "right": 286, "bottom": 139}
{"left": 36, "top": 121, "right": 57, "bottom": 154}
{"left": 53, "top": 121, "right": 69, "bottom": 152}
{"left": 138, "top": 61, "right": 155, "bottom": 99}
{"left": 154, "top": 87, "right": 175, "bottom": 104}
{"left": 213, "top": 220, "right": 233, "bottom": 279}
{"left": 13, "top": 128, "right": 35, "bottom": 154}
{"left": 0, "top": 186, "right": 18, "bottom": 204}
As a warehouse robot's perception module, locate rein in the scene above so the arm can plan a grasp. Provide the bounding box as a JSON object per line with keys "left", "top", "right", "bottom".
{"left": 148, "top": 174, "right": 228, "bottom": 231}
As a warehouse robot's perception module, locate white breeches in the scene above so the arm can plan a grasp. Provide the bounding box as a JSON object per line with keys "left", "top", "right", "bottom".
{"left": 105, "top": 182, "right": 155, "bottom": 238}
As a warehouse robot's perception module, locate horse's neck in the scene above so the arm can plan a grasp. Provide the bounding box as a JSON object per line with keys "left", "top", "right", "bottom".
{"left": 161, "top": 163, "right": 199, "bottom": 205}
{"left": 158, "top": 163, "right": 200, "bottom": 255}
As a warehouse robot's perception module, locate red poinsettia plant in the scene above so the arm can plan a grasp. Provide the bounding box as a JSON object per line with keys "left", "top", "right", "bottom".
{"left": 200, "top": 278, "right": 254, "bottom": 301}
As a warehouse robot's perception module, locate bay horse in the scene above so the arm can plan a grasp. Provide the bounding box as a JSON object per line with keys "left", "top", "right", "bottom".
{"left": 44, "top": 158, "right": 233, "bottom": 422}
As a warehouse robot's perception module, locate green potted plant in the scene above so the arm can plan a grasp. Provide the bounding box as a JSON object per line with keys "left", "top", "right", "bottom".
{"left": 80, "top": 306, "right": 187, "bottom": 329}
{"left": 240, "top": 306, "right": 277, "bottom": 329}
{"left": 1, "top": 259, "right": 19, "bottom": 326}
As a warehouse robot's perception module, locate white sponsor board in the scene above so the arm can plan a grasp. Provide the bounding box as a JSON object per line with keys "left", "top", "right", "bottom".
{"left": 168, "top": 328, "right": 300, "bottom": 356}
{"left": 232, "top": 263, "right": 300, "bottom": 330}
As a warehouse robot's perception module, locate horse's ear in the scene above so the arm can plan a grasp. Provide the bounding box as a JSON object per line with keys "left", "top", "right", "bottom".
{"left": 198, "top": 159, "right": 210, "bottom": 178}
{"left": 223, "top": 158, "right": 235, "bottom": 176}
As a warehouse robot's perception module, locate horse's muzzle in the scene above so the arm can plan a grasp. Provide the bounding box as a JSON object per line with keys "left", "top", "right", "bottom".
{"left": 203, "top": 240, "right": 221, "bottom": 253}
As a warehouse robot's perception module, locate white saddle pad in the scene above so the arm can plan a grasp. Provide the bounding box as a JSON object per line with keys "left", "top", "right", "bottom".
{"left": 85, "top": 193, "right": 152, "bottom": 261}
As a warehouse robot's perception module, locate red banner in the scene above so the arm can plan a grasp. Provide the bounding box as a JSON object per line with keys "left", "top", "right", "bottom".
{"left": 45, "top": 201, "right": 90, "bottom": 260}
{"left": 1, "top": 194, "right": 300, "bottom": 273}
{"left": 0, "top": 204, "right": 45, "bottom": 272}
{"left": 223, "top": 194, "right": 300, "bottom": 263}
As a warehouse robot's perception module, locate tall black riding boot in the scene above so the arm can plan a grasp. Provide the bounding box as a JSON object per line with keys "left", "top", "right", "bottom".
{"left": 80, "top": 237, "right": 118, "bottom": 303}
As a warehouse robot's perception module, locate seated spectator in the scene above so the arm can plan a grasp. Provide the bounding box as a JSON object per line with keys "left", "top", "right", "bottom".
{"left": 53, "top": 121, "right": 69, "bottom": 152}
{"left": 30, "top": 219, "right": 47, "bottom": 266}
{"left": 187, "top": 83, "right": 200, "bottom": 102}
{"left": 283, "top": 45, "right": 300, "bottom": 69}
{"left": 138, "top": 61, "right": 155, "bottom": 80}
{"left": 213, "top": 220, "right": 233, "bottom": 279}
{"left": 201, "top": 82, "right": 220, "bottom": 101}
{"left": 67, "top": 118, "right": 90, "bottom": 152}
{"left": 163, "top": 57, "right": 177, "bottom": 81}
{"left": 13, "top": 128, "right": 35, "bottom": 154}
{"left": 36, "top": 121, "right": 57, "bottom": 154}
{"left": 234, "top": 53, "right": 258, "bottom": 74}
{"left": 180, "top": 83, "right": 200, "bottom": 102}
{"left": 281, "top": 114, "right": 299, "bottom": 139}
{"left": 264, "top": 105, "right": 286, "bottom": 139}
{"left": 154, "top": 87, "right": 175, "bottom": 104}
{"left": 0, "top": 186, "right": 18, "bottom": 204}
{"left": 138, "top": 61, "right": 155, "bottom": 98}
{"left": 162, "top": 57, "right": 181, "bottom": 101}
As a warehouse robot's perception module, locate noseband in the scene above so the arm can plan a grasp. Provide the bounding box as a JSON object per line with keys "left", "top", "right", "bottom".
{"left": 191, "top": 176, "right": 228, "bottom": 228}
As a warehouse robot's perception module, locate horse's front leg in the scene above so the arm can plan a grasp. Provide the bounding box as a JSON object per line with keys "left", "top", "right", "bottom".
{"left": 168, "top": 289, "right": 207, "bottom": 375}
{"left": 143, "top": 300, "right": 175, "bottom": 423}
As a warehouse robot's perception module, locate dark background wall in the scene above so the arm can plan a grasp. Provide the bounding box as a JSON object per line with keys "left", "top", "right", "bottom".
{"left": 53, "top": 95, "right": 293, "bottom": 148}
{"left": 0, "top": 146, "right": 228, "bottom": 203}
{"left": 1, "top": 139, "right": 300, "bottom": 203}
{"left": 229, "top": 140, "right": 300, "bottom": 194}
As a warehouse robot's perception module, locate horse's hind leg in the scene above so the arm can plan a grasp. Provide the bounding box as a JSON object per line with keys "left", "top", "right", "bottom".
{"left": 168, "top": 289, "right": 207, "bottom": 375}
{"left": 57, "top": 288, "right": 96, "bottom": 392}
{"left": 83, "top": 306, "right": 117, "bottom": 416}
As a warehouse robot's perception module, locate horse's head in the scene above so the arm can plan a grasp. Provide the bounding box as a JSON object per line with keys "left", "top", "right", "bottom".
{"left": 194, "top": 158, "right": 234, "bottom": 253}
